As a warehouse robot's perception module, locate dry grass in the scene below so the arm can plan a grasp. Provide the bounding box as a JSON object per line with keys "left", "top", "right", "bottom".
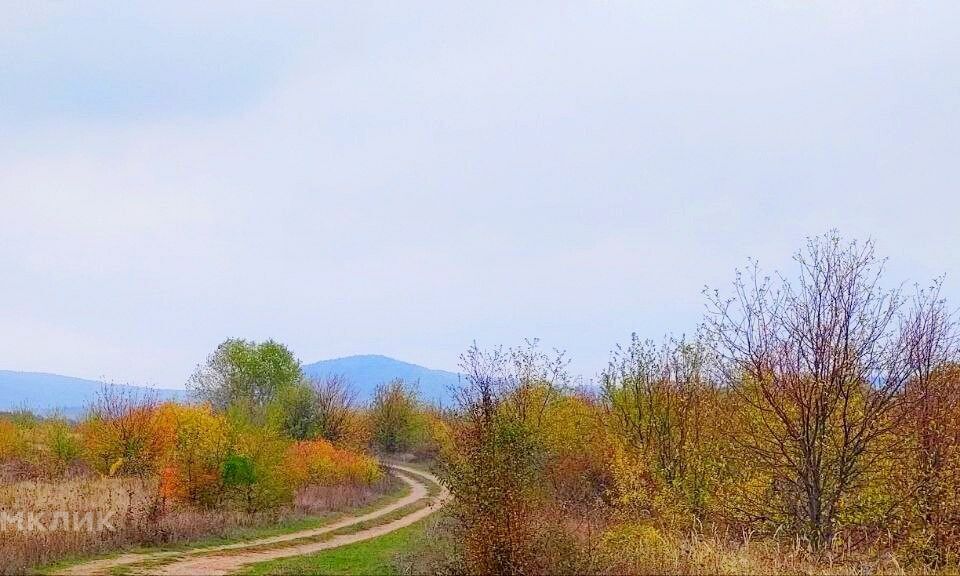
{"left": 404, "top": 509, "right": 960, "bottom": 576}
{"left": 0, "top": 474, "right": 159, "bottom": 574}
{"left": 591, "top": 524, "right": 959, "bottom": 576}
{"left": 294, "top": 482, "right": 389, "bottom": 514}
{"left": 0, "top": 473, "right": 399, "bottom": 575}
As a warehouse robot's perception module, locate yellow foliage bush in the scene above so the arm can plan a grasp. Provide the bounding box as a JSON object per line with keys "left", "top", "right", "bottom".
{"left": 600, "top": 522, "right": 669, "bottom": 558}
{"left": 155, "top": 403, "right": 231, "bottom": 504}
{"left": 283, "top": 439, "right": 382, "bottom": 488}
{"left": 0, "top": 419, "right": 29, "bottom": 461}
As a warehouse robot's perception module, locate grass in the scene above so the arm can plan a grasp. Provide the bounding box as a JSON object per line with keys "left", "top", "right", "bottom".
{"left": 238, "top": 517, "right": 433, "bottom": 576}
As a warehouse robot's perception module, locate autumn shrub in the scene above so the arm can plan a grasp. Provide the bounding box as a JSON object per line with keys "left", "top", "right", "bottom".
{"left": 890, "top": 363, "right": 960, "bottom": 566}
{"left": 224, "top": 416, "right": 295, "bottom": 511}
{"left": 38, "top": 418, "right": 84, "bottom": 475}
{"left": 0, "top": 418, "right": 29, "bottom": 462}
{"left": 441, "top": 414, "right": 547, "bottom": 574}
{"left": 283, "top": 439, "right": 382, "bottom": 488}
{"left": 369, "top": 379, "right": 431, "bottom": 454}
{"left": 436, "top": 342, "right": 583, "bottom": 574}
{"left": 80, "top": 388, "right": 167, "bottom": 477}
{"left": 539, "top": 392, "right": 614, "bottom": 509}
{"left": 419, "top": 410, "right": 455, "bottom": 461}
{"left": 155, "top": 403, "right": 231, "bottom": 505}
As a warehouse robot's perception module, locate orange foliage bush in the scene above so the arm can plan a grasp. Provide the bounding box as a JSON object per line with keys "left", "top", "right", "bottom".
{"left": 283, "top": 439, "right": 382, "bottom": 488}
{"left": 153, "top": 403, "right": 232, "bottom": 505}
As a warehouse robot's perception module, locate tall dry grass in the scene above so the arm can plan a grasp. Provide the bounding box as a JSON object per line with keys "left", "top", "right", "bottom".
{"left": 592, "top": 523, "right": 926, "bottom": 575}
{"left": 400, "top": 510, "right": 960, "bottom": 576}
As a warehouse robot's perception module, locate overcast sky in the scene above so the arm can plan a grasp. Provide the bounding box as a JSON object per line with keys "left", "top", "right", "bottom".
{"left": 1, "top": 2, "right": 959, "bottom": 388}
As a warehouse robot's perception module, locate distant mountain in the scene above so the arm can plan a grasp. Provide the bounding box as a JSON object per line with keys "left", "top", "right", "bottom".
{"left": 302, "top": 355, "right": 459, "bottom": 406}
{"left": 0, "top": 355, "right": 457, "bottom": 416}
{"left": 0, "top": 371, "right": 185, "bottom": 417}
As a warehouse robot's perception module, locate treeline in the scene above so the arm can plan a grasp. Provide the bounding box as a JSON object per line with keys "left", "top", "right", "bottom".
{"left": 419, "top": 234, "right": 960, "bottom": 574}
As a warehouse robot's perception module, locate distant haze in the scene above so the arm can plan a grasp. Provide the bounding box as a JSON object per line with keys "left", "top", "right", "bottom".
{"left": 302, "top": 355, "right": 459, "bottom": 405}
{"left": 1, "top": 2, "right": 958, "bottom": 388}
{"left": 0, "top": 355, "right": 455, "bottom": 414}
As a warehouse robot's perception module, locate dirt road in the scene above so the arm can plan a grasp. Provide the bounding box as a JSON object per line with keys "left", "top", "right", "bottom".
{"left": 55, "top": 465, "right": 448, "bottom": 576}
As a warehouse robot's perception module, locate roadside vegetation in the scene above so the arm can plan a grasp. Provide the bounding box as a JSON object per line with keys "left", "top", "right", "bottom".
{"left": 406, "top": 233, "right": 960, "bottom": 575}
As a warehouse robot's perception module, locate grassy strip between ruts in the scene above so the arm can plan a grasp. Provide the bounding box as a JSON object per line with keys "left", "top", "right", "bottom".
{"left": 237, "top": 516, "right": 436, "bottom": 576}
{"left": 217, "top": 497, "right": 435, "bottom": 556}
{"left": 35, "top": 474, "right": 412, "bottom": 576}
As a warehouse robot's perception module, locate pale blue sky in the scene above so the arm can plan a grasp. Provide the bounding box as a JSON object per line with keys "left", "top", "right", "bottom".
{"left": 2, "top": 2, "right": 959, "bottom": 388}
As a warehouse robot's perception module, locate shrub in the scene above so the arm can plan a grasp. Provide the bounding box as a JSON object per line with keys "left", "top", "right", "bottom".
{"left": 0, "top": 418, "right": 29, "bottom": 462}
{"left": 283, "top": 439, "right": 382, "bottom": 488}
{"left": 370, "top": 379, "right": 427, "bottom": 454}
{"left": 39, "top": 419, "right": 83, "bottom": 475}
{"left": 157, "top": 404, "right": 231, "bottom": 505}
{"left": 227, "top": 419, "right": 293, "bottom": 511}
{"left": 80, "top": 387, "right": 166, "bottom": 477}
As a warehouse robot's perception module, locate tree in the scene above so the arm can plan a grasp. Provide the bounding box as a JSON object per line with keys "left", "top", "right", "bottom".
{"left": 369, "top": 379, "right": 423, "bottom": 453}
{"left": 704, "top": 233, "right": 937, "bottom": 548}
{"left": 268, "top": 382, "right": 320, "bottom": 441}
{"left": 601, "top": 334, "right": 715, "bottom": 516}
{"left": 440, "top": 341, "right": 570, "bottom": 575}
{"left": 309, "top": 375, "right": 357, "bottom": 444}
{"left": 188, "top": 339, "right": 303, "bottom": 414}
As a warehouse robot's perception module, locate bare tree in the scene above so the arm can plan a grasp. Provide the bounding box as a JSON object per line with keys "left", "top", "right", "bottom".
{"left": 704, "top": 233, "right": 932, "bottom": 547}
{"left": 308, "top": 375, "right": 357, "bottom": 443}
{"left": 456, "top": 339, "right": 570, "bottom": 429}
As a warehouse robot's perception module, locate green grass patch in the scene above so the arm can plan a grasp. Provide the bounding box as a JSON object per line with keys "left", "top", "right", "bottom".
{"left": 239, "top": 516, "right": 434, "bottom": 576}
